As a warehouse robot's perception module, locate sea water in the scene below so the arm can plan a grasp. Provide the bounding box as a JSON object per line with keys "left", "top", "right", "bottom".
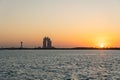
{"left": 0, "top": 50, "right": 120, "bottom": 80}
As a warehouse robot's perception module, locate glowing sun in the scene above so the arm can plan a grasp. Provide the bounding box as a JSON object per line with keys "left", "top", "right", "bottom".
{"left": 100, "top": 43, "right": 105, "bottom": 48}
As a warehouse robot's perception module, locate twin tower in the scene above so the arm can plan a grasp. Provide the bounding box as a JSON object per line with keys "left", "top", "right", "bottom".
{"left": 42, "top": 37, "right": 52, "bottom": 48}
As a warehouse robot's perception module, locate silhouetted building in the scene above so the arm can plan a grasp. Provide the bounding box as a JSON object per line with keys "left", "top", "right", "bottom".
{"left": 43, "top": 37, "right": 47, "bottom": 48}
{"left": 20, "top": 41, "right": 23, "bottom": 48}
{"left": 42, "top": 37, "right": 52, "bottom": 48}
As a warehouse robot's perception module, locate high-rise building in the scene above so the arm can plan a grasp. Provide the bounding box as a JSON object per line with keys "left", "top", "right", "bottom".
{"left": 47, "top": 38, "right": 52, "bottom": 48}
{"left": 43, "top": 37, "right": 47, "bottom": 48}
{"left": 42, "top": 37, "right": 52, "bottom": 48}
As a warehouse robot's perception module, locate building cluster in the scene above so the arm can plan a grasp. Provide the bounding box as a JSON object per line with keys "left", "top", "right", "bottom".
{"left": 42, "top": 37, "right": 52, "bottom": 48}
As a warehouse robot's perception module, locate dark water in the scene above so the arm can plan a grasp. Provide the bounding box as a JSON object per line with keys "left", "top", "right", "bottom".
{"left": 0, "top": 50, "right": 120, "bottom": 80}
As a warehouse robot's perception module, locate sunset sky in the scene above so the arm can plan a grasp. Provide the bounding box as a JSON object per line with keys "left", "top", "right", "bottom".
{"left": 0, "top": 0, "right": 120, "bottom": 48}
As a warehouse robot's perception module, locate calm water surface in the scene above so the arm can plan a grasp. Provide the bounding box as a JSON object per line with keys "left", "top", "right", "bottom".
{"left": 0, "top": 50, "right": 120, "bottom": 80}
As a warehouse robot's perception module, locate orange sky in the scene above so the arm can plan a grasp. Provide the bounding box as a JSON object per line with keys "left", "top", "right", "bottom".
{"left": 0, "top": 0, "right": 120, "bottom": 48}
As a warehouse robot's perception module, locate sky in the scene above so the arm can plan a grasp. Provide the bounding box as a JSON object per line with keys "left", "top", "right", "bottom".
{"left": 0, "top": 0, "right": 120, "bottom": 48}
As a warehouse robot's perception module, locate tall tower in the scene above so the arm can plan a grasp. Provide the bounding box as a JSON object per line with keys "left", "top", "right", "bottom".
{"left": 20, "top": 41, "right": 23, "bottom": 48}
{"left": 47, "top": 38, "right": 52, "bottom": 48}
{"left": 43, "top": 37, "right": 47, "bottom": 48}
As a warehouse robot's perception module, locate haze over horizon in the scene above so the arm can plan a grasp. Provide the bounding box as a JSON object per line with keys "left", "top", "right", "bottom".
{"left": 0, "top": 0, "right": 120, "bottom": 48}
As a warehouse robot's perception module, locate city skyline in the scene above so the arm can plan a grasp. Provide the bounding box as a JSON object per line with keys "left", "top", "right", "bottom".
{"left": 0, "top": 0, "right": 120, "bottom": 48}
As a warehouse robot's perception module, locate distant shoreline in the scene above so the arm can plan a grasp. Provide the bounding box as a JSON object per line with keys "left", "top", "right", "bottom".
{"left": 1, "top": 47, "right": 120, "bottom": 50}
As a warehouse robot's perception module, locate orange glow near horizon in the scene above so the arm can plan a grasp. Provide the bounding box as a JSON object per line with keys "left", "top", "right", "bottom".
{"left": 0, "top": 30, "right": 120, "bottom": 48}
{"left": 0, "top": 32, "right": 119, "bottom": 48}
